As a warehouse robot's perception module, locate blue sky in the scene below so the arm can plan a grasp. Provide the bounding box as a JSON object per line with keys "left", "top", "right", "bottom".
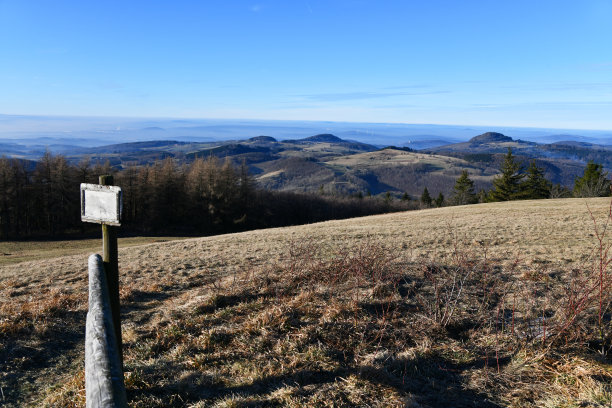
{"left": 1, "top": 0, "right": 611, "bottom": 129}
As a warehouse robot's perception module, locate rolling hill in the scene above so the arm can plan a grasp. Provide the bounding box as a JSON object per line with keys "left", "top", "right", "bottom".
{"left": 428, "top": 131, "right": 612, "bottom": 171}
{"left": 428, "top": 131, "right": 536, "bottom": 153}
{"left": 2, "top": 131, "right": 610, "bottom": 198}
{"left": 254, "top": 148, "right": 498, "bottom": 196}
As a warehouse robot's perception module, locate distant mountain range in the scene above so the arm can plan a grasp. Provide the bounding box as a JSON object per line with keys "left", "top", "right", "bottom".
{"left": 2, "top": 114, "right": 612, "bottom": 148}
{"left": 1, "top": 131, "right": 607, "bottom": 198}
{"left": 2, "top": 117, "right": 612, "bottom": 198}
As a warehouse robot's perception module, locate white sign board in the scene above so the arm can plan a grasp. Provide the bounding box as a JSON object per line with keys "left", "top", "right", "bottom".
{"left": 80, "top": 183, "right": 123, "bottom": 226}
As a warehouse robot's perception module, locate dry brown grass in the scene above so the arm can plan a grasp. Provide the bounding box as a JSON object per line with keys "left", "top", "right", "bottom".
{"left": 0, "top": 236, "right": 187, "bottom": 267}
{"left": 0, "top": 198, "right": 611, "bottom": 407}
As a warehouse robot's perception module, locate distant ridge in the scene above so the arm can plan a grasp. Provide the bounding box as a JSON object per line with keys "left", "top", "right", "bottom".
{"left": 111, "top": 140, "right": 183, "bottom": 147}
{"left": 549, "top": 140, "right": 598, "bottom": 147}
{"left": 68, "top": 140, "right": 187, "bottom": 155}
{"left": 469, "top": 132, "right": 513, "bottom": 143}
{"left": 187, "top": 143, "right": 271, "bottom": 159}
{"left": 402, "top": 138, "right": 455, "bottom": 150}
{"left": 293, "top": 134, "right": 344, "bottom": 143}
{"left": 425, "top": 131, "right": 543, "bottom": 156}
{"left": 97, "top": 140, "right": 186, "bottom": 150}
{"left": 284, "top": 134, "right": 377, "bottom": 151}
{"left": 247, "top": 136, "right": 277, "bottom": 143}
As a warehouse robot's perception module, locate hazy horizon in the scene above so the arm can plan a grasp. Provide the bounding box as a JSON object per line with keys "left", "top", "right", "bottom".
{"left": 2, "top": 114, "right": 612, "bottom": 151}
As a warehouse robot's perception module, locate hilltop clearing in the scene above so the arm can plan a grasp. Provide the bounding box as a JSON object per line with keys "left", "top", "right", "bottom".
{"left": 1, "top": 198, "right": 611, "bottom": 407}
{"left": 317, "top": 148, "right": 496, "bottom": 195}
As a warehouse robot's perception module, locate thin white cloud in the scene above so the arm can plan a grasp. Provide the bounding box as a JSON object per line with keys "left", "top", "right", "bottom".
{"left": 298, "top": 90, "right": 449, "bottom": 102}
{"left": 380, "top": 85, "right": 432, "bottom": 91}
{"left": 500, "top": 82, "right": 612, "bottom": 92}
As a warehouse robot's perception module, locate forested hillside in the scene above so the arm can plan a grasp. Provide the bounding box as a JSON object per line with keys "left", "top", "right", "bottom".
{"left": 2, "top": 132, "right": 611, "bottom": 239}
{"left": 0, "top": 154, "right": 413, "bottom": 239}
{"left": 3, "top": 132, "right": 608, "bottom": 201}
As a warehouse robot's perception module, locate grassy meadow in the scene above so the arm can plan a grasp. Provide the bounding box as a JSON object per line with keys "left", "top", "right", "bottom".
{"left": 0, "top": 198, "right": 611, "bottom": 407}
{"left": 0, "top": 237, "right": 188, "bottom": 267}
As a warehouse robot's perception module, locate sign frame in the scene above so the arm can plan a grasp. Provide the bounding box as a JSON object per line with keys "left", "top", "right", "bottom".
{"left": 80, "top": 183, "right": 123, "bottom": 226}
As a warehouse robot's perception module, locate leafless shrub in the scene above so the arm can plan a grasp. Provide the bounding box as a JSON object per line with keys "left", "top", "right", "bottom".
{"left": 279, "top": 238, "right": 402, "bottom": 295}
{"left": 411, "top": 233, "right": 509, "bottom": 330}
{"left": 547, "top": 200, "right": 612, "bottom": 353}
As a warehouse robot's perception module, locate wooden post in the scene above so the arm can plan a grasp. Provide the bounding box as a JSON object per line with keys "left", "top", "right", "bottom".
{"left": 85, "top": 254, "right": 127, "bottom": 408}
{"left": 99, "top": 174, "right": 122, "bottom": 367}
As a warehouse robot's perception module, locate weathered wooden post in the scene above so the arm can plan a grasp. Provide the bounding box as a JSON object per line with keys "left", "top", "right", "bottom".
{"left": 99, "top": 175, "right": 122, "bottom": 366}
{"left": 81, "top": 176, "right": 123, "bottom": 365}
{"left": 86, "top": 254, "right": 127, "bottom": 407}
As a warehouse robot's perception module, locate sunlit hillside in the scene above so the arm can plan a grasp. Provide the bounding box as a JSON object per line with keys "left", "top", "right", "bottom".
{"left": 1, "top": 198, "right": 611, "bottom": 407}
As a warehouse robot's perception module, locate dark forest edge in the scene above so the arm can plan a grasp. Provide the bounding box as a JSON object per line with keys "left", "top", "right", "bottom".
{"left": 0, "top": 153, "right": 416, "bottom": 240}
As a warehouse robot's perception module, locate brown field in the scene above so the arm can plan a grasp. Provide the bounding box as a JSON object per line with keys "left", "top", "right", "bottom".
{"left": 1, "top": 198, "right": 611, "bottom": 407}
{"left": 0, "top": 236, "right": 188, "bottom": 267}
{"left": 325, "top": 149, "right": 496, "bottom": 184}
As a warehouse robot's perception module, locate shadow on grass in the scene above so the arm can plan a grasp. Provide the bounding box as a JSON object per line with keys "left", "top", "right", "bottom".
{"left": 126, "top": 354, "right": 504, "bottom": 407}
{"left": 0, "top": 310, "right": 86, "bottom": 407}
{"left": 121, "top": 289, "right": 175, "bottom": 326}
{"left": 125, "top": 289, "right": 173, "bottom": 308}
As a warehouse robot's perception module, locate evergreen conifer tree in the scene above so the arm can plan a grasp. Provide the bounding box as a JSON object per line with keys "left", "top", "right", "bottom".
{"left": 420, "top": 187, "right": 432, "bottom": 207}
{"left": 573, "top": 161, "right": 611, "bottom": 197}
{"left": 522, "top": 160, "right": 551, "bottom": 199}
{"left": 434, "top": 192, "right": 444, "bottom": 207}
{"left": 489, "top": 148, "right": 524, "bottom": 201}
{"left": 451, "top": 170, "right": 477, "bottom": 205}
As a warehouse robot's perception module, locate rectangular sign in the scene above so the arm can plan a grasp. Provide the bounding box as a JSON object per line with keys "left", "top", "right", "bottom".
{"left": 80, "top": 183, "right": 123, "bottom": 226}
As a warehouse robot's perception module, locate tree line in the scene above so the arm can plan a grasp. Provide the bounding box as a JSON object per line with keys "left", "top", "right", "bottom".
{"left": 419, "top": 148, "right": 611, "bottom": 208}
{"left": 0, "top": 153, "right": 415, "bottom": 240}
